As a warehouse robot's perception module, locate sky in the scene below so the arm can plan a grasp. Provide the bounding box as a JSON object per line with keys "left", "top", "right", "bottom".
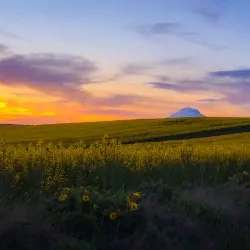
{"left": 0, "top": 0, "right": 250, "bottom": 124}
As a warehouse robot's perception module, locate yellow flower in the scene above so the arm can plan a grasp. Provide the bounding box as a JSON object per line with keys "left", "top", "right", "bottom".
{"left": 58, "top": 193, "right": 68, "bottom": 201}
{"left": 82, "top": 195, "right": 90, "bottom": 202}
{"left": 132, "top": 192, "right": 141, "bottom": 198}
{"left": 109, "top": 212, "right": 118, "bottom": 220}
{"left": 129, "top": 201, "right": 139, "bottom": 211}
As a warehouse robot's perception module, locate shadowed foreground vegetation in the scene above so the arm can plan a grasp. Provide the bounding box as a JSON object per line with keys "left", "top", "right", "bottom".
{"left": 0, "top": 135, "right": 250, "bottom": 249}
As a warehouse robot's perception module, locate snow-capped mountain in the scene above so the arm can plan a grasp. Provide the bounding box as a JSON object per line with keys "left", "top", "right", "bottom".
{"left": 169, "top": 107, "right": 205, "bottom": 118}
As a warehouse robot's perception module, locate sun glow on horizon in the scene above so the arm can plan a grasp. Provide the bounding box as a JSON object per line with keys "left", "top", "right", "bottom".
{"left": 0, "top": 83, "right": 249, "bottom": 125}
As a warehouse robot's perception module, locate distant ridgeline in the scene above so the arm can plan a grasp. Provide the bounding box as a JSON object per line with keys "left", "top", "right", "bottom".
{"left": 0, "top": 124, "right": 17, "bottom": 126}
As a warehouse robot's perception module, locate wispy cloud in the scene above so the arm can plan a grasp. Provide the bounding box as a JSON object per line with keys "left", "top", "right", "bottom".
{"left": 194, "top": 9, "right": 222, "bottom": 24}
{"left": 196, "top": 98, "right": 225, "bottom": 103}
{"left": 135, "top": 22, "right": 182, "bottom": 37}
{"left": 179, "top": 33, "right": 226, "bottom": 50}
{"left": 160, "top": 57, "right": 198, "bottom": 66}
{"left": 197, "top": 91, "right": 250, "bottom": 105}
{"left": 147, "top": 68, "right": 250, "bottom": 105}
{"left": 134, "top": 22, "right": 226, "bottom": 50}
{"left": 79, "top": 108, "right": 140, "bottom": 117}
{"left": 0, "top": 28, "right": 29, "bottom": 42}
{"left": 121, "top": 56, "right": 198, "bottom": 76}
{"left": 121, "top": 63, "right": 154, "bottom": 75}
{"left": 147, "top": 79, "right": 209, "bottom": 92}
{"left": 89, "top": 94, "right": 145, "bottom": 107}
{"left": 193, "top": 0, "right": 229, "bottom": 25}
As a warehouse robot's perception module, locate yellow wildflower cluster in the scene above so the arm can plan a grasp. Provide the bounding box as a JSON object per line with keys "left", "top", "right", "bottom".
{"left": 58, "top": 189, "right": 141, "bottom": 221}
{"left": 127, "top": 192, "right": 141, "bottom": 211}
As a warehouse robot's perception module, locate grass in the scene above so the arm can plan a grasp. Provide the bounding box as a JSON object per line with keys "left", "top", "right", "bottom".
{"left": 0, "top": 117, "right": 250, "bottom": 145}
{"left": 0, "top": 118, "right": 250, "bottom": 249}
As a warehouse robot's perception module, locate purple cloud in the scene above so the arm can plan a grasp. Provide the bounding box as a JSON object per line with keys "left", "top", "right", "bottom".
{"left": 147, "top": 69, "right": 250, "bottom": 105}
{"left": 211, "top": 69, "right": 250, "bottom": 79}
{"left": 224, "top": 91, "right": 250, "bottom": 105}
{"left": 0, "top": 46, "right": 166, "bottom": 111}
{"left": 197, "top": 90, "right": 250, "bottom": 105}
{"left": 147, "top": 70, "right": 250, "bottom": 105}
{"left": 0, "top": 52, "right": 98, "bottom": 101}
{"left": 0, "top": 53, "right": 97, "bottom": 83}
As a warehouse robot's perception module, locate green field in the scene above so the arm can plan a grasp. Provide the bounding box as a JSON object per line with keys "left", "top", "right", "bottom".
{"left": 1, "top": 117, "right": 250, "bottom": 145}
{"left": 0, "top": 118, "right": 250, "bottom": 250}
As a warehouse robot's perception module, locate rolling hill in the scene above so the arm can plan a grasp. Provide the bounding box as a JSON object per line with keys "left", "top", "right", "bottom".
{"left": 0, "top": 117, "right": 250, "bottom": 145}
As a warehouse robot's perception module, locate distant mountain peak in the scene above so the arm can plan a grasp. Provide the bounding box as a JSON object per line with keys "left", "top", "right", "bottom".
{"left": 169, "top": 107, "right": 205, "bottom": 118}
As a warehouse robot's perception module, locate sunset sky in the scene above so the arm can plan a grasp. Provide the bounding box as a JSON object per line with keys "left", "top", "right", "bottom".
{"left": 0, "top": 0, "right": 250, "bottom": 124}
